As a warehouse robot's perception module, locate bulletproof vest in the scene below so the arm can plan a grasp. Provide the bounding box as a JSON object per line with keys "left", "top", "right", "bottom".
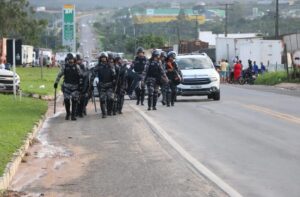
{"left": 147, "top": 61, "right": 161, "bottom": 79}
{"left": 133, "top": 56, "right": 147, "bottom": 74}
{"left": 98, "top": 64, "right": 114, "bottom": 84}
{"left": 64, "top": 64, "right": 80, "bottom": 85}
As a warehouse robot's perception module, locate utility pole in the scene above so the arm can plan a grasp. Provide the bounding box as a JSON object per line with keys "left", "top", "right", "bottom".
{"left": 222, "top": 4, "right": 233, "bottom": 37}
{"left": 275, "top": 0, "right": 279, "bottom": 39}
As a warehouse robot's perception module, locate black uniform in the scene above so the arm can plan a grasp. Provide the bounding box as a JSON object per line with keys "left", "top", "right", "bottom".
{"left": 114, "top": 63, "right": 128, "bottom": 114}
{"left": 77, "top": 63, "right": 90, "bottom": 117}
{"left": 94, "top": 62, "right": 116, "bottom": 118}
{"left": 143, "top": 59, "right": 165, "bottom": 110}
{"left": 55, "top": 61, "right": 82, "bottom": 120}
{"left": 132, "top": 56, "right": 147, "bottom": 105}
{"left": 166, "top": 60, "right": 182, "bottom": 106}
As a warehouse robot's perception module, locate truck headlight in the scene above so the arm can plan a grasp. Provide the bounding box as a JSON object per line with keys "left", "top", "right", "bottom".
{"left": 210, "top": 77, "right": 218, "bottom": 82}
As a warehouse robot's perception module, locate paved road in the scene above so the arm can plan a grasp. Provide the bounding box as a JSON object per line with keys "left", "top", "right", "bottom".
{"left": 9, "top": 97, "right": 226, "bottom": 197}
{"left": 78, "top": 14, "right": 99, "bottom": 61}
{"left": 136, "top": 84, "right": 300, "bottom": 197}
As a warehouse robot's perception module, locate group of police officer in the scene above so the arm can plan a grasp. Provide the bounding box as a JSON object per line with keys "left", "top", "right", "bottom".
{"left": 54, "top": 47, "right": 182, "bottom": 120}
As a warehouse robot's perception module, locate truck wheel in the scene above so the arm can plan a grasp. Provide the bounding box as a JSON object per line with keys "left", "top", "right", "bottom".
{"left": 213, "top": 91, "right": 220, "bottom": 101}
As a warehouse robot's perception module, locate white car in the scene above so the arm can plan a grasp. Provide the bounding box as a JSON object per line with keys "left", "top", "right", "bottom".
{"left": 176, "top": 54, "right": 220, "bottom": 100}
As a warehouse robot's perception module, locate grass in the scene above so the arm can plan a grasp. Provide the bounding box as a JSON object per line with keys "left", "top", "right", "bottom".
{"left": 255, "top": 71, "right": 300, "bottom": 85}
{"left": 16, "top": 67, "right": 60, "bottom": 96}
{"left": 0, "top": 94, "right": 47, "bottom": 176}
{"left": 255, "top": 71, "right": 289, "bottom": 85}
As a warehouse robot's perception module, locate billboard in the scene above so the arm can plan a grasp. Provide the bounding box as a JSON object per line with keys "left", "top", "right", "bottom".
{"left": 133, "top": 15, "right": 205, "bottom": 24}
{"left": 62, "top": 4, "right": 76, "bottom": 52}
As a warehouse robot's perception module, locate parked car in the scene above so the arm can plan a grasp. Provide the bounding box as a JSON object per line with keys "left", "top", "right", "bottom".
{"left": 0, "top": 69, "right": 20, "bottom": 93}
{"left": 176, "top": 53, "right": 220, "bottom": 100}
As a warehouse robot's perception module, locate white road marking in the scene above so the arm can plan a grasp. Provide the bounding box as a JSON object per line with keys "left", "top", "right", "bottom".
{"left": 130, "top": 104, "right": 243, "bottom": 197}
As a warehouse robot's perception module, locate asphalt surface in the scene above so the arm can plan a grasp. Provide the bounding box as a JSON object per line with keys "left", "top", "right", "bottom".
{"left": 139, "top": 84, "right": 300, "bottom": 197}
{"left": 9, "top": 98, "right": 226, "bottom": 197}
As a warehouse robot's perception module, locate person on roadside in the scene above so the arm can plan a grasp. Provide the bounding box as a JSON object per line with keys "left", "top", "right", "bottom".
{"left": 225, "top": 60, "right": 230, "bottom": 82}
{"left": 131, "top": 47, "right": 147, "bottom": 106}
{"left": 54, "top": 53, "right": 82, "bottom": 121}
{"left": 253, "top": 61, "right": 259, "bottom": 76}
{"left": 261, "top": 62, "right": 266, "bottom": 75}
{"left": 93, "top": 52, "right": 116, "bottom": 118}
{"left": 160, "top": 51, "right": 169, "bottom": 106}
{"left": 234, "top": 60, "right": 242, "bottom": 82}
{"left": 165, "top": 51, "right": 182, "bottom": 106}
{"left": 143, "top": 49, "right": 167, "bottom": 111}
{"left": 220, "top": 59, "right": 227, "bottom": 83}
{"left": 76, "top": 54, "right": 90, "bottom": 118}
{"left": 113, "top": 56, "right": 128, "bottom": 114}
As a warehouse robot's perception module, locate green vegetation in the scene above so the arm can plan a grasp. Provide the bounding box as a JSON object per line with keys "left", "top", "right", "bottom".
{"left": 17, "top": 67, "right": 59, "bottom": 96}
{"left": 0, "top": 94, "right": 47, "bottom": 175}
{"left": 254, "top": 71, "right": 300, "bottom": 85}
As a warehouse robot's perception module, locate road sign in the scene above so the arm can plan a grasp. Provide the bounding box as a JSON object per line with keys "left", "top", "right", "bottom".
{"left": 62, "top": 4, "right": 76, "bottom": 52}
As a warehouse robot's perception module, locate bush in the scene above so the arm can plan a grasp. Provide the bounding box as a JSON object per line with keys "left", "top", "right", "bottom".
{"left": 255, "top": 71, "right": 288, "bottom": 85}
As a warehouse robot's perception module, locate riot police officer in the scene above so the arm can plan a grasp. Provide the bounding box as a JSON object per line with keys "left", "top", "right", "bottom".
{"left": 159, "top": 51, "right": 168, "bottom": 106}
{"left": 76, "top": 54, "right": 90, "bottom": 117}
{"left": 54, "top": 53, "right": 82, "bottom": 121}
{"left": 143, "top": 50, "right": 166, "bottom": 111}
{"left": 165, "top": 51, "right": 182, "bottom": 106}
{"left": 113, "top": 56, "right": 128, "bottom": 115}
{"left": 94, "top": 52, "right": 116, "bottom": 118}
{"left": 132, "top": 47, "right": 147, "bottom": 105}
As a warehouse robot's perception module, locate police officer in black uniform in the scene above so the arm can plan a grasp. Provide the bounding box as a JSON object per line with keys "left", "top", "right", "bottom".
{"left": 143, "top": 50, "right": 167, "bottom": 111}
{"left": 94, "top": 52, "right": 116, "bottom": 118}
{"left": 54, "top": 53, "right": 82, "bottom": 121}
{"left": 76, "top": 54, "right": 90, "bottom": 117}
{"left": 113, "top": 56, "right": 128, "bottom": 115}
{"left": 132, "top": 47, "right": 147, "bottom": 105}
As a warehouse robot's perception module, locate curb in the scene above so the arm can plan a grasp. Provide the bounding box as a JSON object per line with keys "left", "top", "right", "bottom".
{"left": 130, "top": 104, "right": 243, "bottom": 197}
{"left": 0, "top": 116, "right": 46, "bottom": 190}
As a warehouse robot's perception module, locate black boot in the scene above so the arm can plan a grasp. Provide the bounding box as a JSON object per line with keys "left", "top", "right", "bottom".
{"left": 153, "top": 94, "right": 158, "bottom": 110}
{"left": 140, "top": 88, "right": 145, "bottom": 106}
{"left": 166, "top": 91, "right": 171, "bottom": 107}
{"left": 100, "top": 102, "right": 107, "bottom": 118}
{"left": 107, "top": 100, "right": 113, "bottom": 116}
{"left": 71, "top": 99, "right": 77, "bottom": 121}
{"left": 64, "top": 99, "right": 71, "bottom": 120}
{"left": 148, "top": 95, "right": 152, "bottom": 111}
{"left": 135, "top": 88, "right": 140, "bottom": 105}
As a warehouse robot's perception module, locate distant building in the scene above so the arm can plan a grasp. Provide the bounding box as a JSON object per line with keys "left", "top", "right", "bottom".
{"left": 35, "top": 6, "right": 46, "bottom": 12}
{"left": 170, "top": 2, "right": 180, "bottom": 9}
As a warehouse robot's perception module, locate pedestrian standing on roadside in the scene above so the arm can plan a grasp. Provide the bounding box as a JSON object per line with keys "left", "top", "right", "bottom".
{"left": 160, "top": 51, "right": 169, "bottom": 106}
{"left": 234, "top": 60, "right": 242, "bottom": 81}
{"left": 143, "top": 49, "right": 167, "bottom": 111}
{"left": 54, "top": 53, "right": 82, "bottom": 121}
{"left": 220, "top": 59, "right": 227, "bottom": 83}
{"left": 253, "top": 61, "right": 259, "bottom": 76}
{"left": 261, "top": 62, "right": 266, "bottom": 75}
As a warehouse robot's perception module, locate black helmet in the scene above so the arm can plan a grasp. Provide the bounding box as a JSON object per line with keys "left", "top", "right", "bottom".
{"left": 114, "top": 56, "right": 122, "bottom": 63}
{"left": 136, "top": 47, "right": 144, "bottom": 54}
{"left": 167, "top": 51, "right": 177, "bottom": 59}
{"left": 66, "top": 53, "right": 74, "bottom": 61}
{"left": 76, "top": 54, "right": 82, "bottom": 61}
{"left": 160, "top": 51, "right": 167, "bottom": 59}
{"left": 108, "top": 52, "right": 114, "bottom": 60}
{"left": 99, "top": 52, "right": 108, "bottom": 59}
{"left": 152, "top": 49, "right": 160, "bottom": 58}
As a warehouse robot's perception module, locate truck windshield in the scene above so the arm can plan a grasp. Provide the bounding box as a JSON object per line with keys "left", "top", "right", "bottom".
{"left": 177, "top": 57, "right": 214, "bottom": 70}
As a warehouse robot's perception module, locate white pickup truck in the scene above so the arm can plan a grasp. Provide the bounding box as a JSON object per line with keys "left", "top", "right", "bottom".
{"left": 0, "top": 69, "right": 20, "bottom": 93}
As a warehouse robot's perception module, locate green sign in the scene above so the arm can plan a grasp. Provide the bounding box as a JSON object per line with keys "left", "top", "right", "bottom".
{"left": 63, "top": 5, "right": 76, "bottom": 52}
